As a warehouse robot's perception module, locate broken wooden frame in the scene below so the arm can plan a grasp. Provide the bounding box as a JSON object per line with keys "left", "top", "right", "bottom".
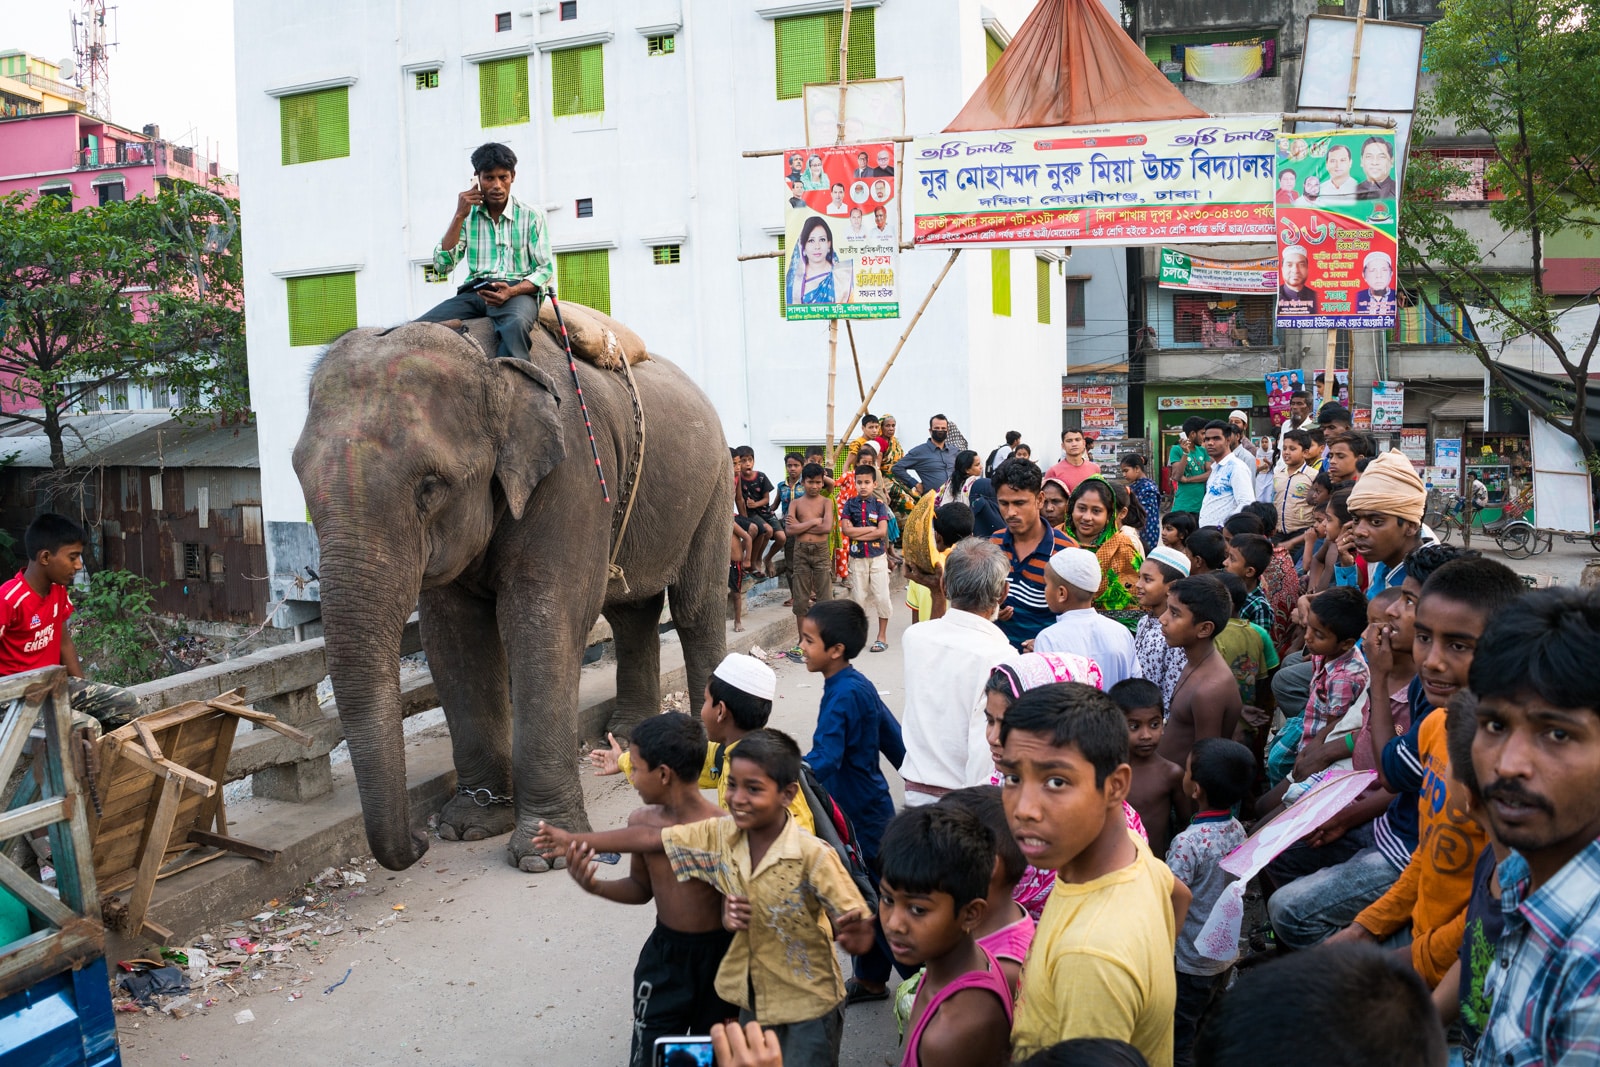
{"left": 90, "top": 689, "right": 312, "bottom": 942}
{"left": 0, "top": 666, "right": 103, "bottom": 1002}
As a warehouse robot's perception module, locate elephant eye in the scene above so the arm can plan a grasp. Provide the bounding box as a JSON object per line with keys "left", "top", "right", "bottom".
{"left": 416, "top": 474, "right": 448, "bottom": 512}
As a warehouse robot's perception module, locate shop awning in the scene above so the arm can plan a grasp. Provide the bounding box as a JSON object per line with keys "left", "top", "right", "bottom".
{"left": 1494, "top": 365, "right": 1600, "bottom": 442}
{"left": 944, "top": 0, "right": 1207, "bottom": 131}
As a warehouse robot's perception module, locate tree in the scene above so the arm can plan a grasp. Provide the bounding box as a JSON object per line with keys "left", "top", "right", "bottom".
{"left": 1399, "top": 0, "right": 1600, "bottom": 466}
{"left": 0, "top": 183, "right": 247, "bottom": 478}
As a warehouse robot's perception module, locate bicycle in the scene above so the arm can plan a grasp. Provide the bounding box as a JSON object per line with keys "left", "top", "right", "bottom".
{"left": 1421, "top": 489, "right": 1464, "bottom": 545}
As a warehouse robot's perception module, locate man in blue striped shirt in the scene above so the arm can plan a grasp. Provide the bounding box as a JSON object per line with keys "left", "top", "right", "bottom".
{"left": 987, "top": 458, "right": 1077, "bottom": 651}
{"left": 418, "top": 142, "right": 554, "bottom": 362}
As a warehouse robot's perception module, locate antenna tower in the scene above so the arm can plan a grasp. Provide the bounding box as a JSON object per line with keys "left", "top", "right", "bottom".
{"left": 70, "top": 1, "right": 116, "bottom": 118}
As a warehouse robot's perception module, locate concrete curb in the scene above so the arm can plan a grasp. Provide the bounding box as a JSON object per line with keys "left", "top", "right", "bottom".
{"left": 108, "top": 603, "right": 799, "bottom": 950}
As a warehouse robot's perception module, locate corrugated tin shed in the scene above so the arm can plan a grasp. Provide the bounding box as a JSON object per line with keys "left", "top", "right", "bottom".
{"left": 0, "top": 414, "right": 258, "bottom": 469}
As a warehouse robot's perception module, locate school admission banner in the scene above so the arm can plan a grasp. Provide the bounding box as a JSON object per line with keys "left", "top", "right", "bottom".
{"left": 909, "top": 115, "right": 1281, "bottom": 248}
{"left": 783, "top": 143, "right": 900, "bottom": 320}
{"left": 1274, "top": 129, "right": 1400, "bottom": 329}
{"left": 1158, "top": 249, "right": 1279, "bottom": 294}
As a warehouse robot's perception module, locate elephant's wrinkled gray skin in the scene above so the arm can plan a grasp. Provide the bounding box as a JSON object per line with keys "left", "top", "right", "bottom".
{"left": 293, "top": 321, "right": 729, "bottom": 872}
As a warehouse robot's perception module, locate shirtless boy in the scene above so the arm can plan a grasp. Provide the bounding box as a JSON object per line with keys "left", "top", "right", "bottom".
{"left": 785, "top": 463, "right": 834, "bottom": 649}
{"left": 1157, "top": 575, "right": 1243, "bottom": 769}
{"left": 563, "top": 713, "right": 734, "bottom": 1067}
{"left": 1111, "top": 678, "right": 1190, "bottom": 857}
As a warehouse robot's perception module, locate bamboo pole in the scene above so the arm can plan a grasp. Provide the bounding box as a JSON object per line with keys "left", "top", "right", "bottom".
{"left": 1323, "top": 329, "right": 1339, "bottom": 403}
{"left": 837, "top": 250, "right": 962, "bottom": 449}
{"left": 822, "top": 0, "right": 853, "bottom": 468}
{"left": 826, "top": 319, "right": 840, "bottom": 466}
{"left": 846, "top": 320, "right": 866, "bottom": 400}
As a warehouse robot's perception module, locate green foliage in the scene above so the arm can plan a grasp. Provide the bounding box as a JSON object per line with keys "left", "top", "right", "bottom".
{"left": 1401, "top": 0, "right": 1600, "bottom": 459}
{"left": 71, "top": 569, "right": 165, "bottom": 686}
{"left": 0, "top": 182, "right": 248, "bottom": 472}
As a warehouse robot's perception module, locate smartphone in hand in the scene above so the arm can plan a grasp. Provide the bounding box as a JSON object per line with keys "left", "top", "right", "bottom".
{"left": 653, "top": 1036, "right": 713, "bottom": 1066}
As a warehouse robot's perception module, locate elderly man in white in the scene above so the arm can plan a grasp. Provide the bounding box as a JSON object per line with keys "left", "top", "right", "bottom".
{"left": 898, "top": 538, "right": 1017, "bottom": 806}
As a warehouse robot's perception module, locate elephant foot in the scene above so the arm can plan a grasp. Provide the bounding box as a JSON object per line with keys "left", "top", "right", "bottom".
{"left": 508, "top": 819, "right": 587, "bottom": 873}
{"left": 436, "top": 793, "right": 516, "bottom": 843}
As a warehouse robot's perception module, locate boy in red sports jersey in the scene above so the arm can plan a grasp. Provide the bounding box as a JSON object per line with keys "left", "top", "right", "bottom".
{"left": 0, "top": 514, "right": 139, "bottom": 728}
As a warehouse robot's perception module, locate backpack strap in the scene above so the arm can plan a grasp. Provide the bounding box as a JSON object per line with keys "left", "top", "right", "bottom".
{"left": 710, "top": 743, "right": 727, "bottom": 780}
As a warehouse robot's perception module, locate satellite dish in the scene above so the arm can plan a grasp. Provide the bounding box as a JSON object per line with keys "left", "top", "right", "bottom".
{"left": 58, "top": 57, "right": 76, "bottom": 80}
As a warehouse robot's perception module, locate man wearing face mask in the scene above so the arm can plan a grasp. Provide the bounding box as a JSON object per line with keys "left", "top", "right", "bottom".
{"left": 897, "top": 539, "right": 1018, "bottom": 805}
{"left": 894, "top": 414, "right": 958, "bottom": 498}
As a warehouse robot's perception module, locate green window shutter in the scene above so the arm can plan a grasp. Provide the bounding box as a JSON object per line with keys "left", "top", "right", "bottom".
{"left": 1036, "top": 258, "right": 1051, "bottom": 325}
{"left": 774, "top": 9, "right": 874, "bottom": 100}
{"left": 280, "top": 87, "right": 349, "bottom": 165}
{"left": 986, "top": 31, "right": 1005, "bottom": 72}
{"left": 286, "top": 272, "right": 358, "bottom": 346}
{"left": 991, "top": 250, "right": 1011, "bottom": 317}
{"left": 777, "top": 235, "right": 787, "bottom": 315}
{"left": 479, "top": 56, "right": 530, "bottom": 127}
{"left": 552, "top": 44, "right": 605, "bottom": 117}
{"left": 556, "top": 250, "right": 611, "bottom": 315}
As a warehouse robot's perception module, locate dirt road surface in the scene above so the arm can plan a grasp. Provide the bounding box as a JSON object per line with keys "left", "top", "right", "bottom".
{"left": 119, "top": 609, "right": 915, "bottom": 1067}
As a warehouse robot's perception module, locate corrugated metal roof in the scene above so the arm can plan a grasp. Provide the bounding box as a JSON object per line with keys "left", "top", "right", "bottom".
{"left": 0, "top": 413, "right": 259, "bottom": 469}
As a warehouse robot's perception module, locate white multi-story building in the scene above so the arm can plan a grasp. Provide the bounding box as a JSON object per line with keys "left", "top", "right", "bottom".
{"left": 235, "top": 0, "right": 1086, "bottom": 623}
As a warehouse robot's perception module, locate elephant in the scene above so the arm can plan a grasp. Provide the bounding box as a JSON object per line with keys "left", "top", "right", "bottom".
{"left": 293, "top": 318, "right": 730, "bottom": 872}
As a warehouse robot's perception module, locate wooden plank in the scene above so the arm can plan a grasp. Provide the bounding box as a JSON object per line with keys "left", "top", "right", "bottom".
{"left": 187, "top": 829, "right": 279, "bottom": 863}
{"left": 0, "top": 665, "right": 65, "bottom": 706}
{"left": 123, "top": 774, "right": 183, "bottom": 935}
{"left": 139, "top": 917, "right": 175, "bottom": 942}
{"left": 198, "top": 714, "right": 239, "bottom": 836}
{"left": 0, "top": 851, "right": 76, "bottom": 928}
{"left": 0, "top": 796, "right": 68, "bottom": 841}
{"left": 134, "top": 719, "right": 164, "bottom": 761}
{"left": 0, "top": 921, "right": 104, "bottom": 1003}
{"left": 110, "top": 745, "right": 217, "bottom": 798}
{"left": 206, "top": 699, "right": 315, "bottom": 745}
{"left": 40, "top": 674, "right": 97, "bottom": 917}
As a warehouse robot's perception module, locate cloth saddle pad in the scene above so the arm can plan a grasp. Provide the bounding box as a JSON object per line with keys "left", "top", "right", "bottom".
{"left": 461, "top": 300, "right": 650, "bottom": 369}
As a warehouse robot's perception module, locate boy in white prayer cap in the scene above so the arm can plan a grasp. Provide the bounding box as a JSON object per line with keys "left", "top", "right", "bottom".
{"left": 590, "top": 652, "right": 815, "bottom": 832}
{"left": 1032, "top": 547, "right": 1138, "bottom": 687}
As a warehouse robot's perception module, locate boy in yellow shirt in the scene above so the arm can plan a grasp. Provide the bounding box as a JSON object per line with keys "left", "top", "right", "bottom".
{"left": 589, "top": 652, "right": 813, "bottom": 833}
{"left": 538, "top": 729, "right": 875, "bottom": 1067}
{"left": 998, "top": 682, "right": 1187, "bottom": 1067}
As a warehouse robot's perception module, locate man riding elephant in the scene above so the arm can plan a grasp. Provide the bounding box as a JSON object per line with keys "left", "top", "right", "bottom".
{"left": 416, "top": 142, "right": 553, "bottom": 361}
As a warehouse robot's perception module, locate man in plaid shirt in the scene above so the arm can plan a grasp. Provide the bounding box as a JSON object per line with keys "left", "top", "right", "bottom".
{"left": 418, "top": 142, "right": 554, "bottom": 362}
{"left": 1469, "top": 588, "right": 1600, "bottom": 1065}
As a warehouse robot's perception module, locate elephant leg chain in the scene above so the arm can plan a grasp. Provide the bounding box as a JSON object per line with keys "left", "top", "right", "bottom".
{"left": 457, "top": 785, "right": 513, "bottom": 807}
{"left": 606, "top": 356, "right": 647, "bottom": 594}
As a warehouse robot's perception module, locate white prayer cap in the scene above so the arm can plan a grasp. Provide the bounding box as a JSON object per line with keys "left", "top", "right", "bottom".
{"left": 1047, "top": 547, "right": 1102, "bottom": 595}
{"left": 1147, "top": 545, "right": 1191, "bottom": 577}
{"left": 712, "top": 653, "right": 776, "bottom": 701}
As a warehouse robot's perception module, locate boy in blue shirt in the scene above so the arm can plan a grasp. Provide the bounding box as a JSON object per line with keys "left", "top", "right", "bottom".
{"left": 800, "top": 598, "right": 905, "bottom": 1001}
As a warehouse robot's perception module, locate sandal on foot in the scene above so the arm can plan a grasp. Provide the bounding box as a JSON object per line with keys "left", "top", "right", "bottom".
{"left": 844, "top": 979, "right": 888, "bottom": 1005}
{"left": 870, "top": 640, "right": 888, "bottom": 653}
{"left": 785, "top": 646, "right": 805, "bottom": 662}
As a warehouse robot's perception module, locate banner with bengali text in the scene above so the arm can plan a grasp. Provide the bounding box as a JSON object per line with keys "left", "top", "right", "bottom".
{"left": 1159, "top": 248, "right": 1279, "bottom": 293}
{"left": 1274, "top": 129, "right": 1400, "bottom": 329}
{"left": 910, "top": 116, "right": 1282, "bottom": 248}
{"left": 783, "top": 143, "right": 900, "bottom": 320}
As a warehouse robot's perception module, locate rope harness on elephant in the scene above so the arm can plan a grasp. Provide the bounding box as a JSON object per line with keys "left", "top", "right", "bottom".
{"left": 544, "top": 290, "right": 647, "bottom": 596}
{"left": 607, "top": 354, "right": 646, "bottom": 595}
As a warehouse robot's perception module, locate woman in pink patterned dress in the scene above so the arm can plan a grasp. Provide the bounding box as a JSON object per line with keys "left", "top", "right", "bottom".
{"left": 981, "top": 652, "right": 1149, "bottom": 920}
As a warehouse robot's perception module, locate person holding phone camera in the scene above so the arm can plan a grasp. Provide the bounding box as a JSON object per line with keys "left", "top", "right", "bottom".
{"left": 418, "top": 142, "right": 553, "bottom": 362}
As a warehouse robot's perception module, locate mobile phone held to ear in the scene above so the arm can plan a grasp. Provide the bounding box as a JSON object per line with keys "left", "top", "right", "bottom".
{"left": 653, "top": 1036, "right": 714, "bottom": 1066}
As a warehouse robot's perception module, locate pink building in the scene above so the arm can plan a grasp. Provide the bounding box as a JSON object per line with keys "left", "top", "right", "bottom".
{"left": 0, "top": 110, "right": 237, "bottom": 206}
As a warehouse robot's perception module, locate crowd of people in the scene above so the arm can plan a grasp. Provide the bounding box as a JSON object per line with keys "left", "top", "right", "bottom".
{"left": 543, "top": 405, "right": 1600, "bottom": 1067}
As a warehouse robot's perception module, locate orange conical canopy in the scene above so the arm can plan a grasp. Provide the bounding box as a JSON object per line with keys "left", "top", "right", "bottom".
{"left": 945, "top": 0, "right": 1208, "bottom": 131}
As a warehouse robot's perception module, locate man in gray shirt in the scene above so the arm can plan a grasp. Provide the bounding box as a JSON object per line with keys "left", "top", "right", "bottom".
{"left": 894, "top": 413, "right": 957, "bottom": 496}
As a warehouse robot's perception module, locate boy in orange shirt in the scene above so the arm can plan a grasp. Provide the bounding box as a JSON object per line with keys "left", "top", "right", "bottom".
{"left": 1325, "top": 557, "right": 1525, "bottom": 984}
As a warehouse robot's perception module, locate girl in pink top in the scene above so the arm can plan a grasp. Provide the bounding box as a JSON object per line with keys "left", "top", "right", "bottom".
{"left": 982, "top": 653, "right": 1148, "bottom": 920}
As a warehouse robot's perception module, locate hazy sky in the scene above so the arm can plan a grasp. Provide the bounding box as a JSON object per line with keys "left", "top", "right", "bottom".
{"left": 7, "top": 1, "right": 238, "bottom": 168}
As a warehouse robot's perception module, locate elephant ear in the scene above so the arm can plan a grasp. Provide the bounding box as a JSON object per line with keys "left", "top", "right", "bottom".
{"left": 492, "top": 357, "right": 565, "bottom": 520}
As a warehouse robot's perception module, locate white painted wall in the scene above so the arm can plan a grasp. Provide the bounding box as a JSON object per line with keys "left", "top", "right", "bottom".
{"left": 235, "top": 0, "right": 1068, "bottom": 612}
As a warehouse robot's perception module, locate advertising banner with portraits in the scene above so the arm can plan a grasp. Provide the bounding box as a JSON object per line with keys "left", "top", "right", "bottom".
{"left": 783, "top": 143, "right": 900, "bottom": 321}
{"left": 1274, "top": 129, "right": 1400, "bottom": 329}
{"left": 908, "top": 116, "right": 1281, "bottom": 248}
{"left": 1158, "top": 248, "right": 1279, "bottom": 294}
{"left": 1265, "top": 369, "right": 1306, "bottom": 426}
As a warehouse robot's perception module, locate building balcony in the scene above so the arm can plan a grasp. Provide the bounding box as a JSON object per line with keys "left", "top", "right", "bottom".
{"left": 1144, "top": 345, "right": 1284, "bottom": 383}
{"left": 17, "top": 71, "right": 85, "bottom": 107}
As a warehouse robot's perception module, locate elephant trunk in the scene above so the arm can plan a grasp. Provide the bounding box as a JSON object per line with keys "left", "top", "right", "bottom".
{"left": 319, "top": 542, "right": 429, "bottom": 871}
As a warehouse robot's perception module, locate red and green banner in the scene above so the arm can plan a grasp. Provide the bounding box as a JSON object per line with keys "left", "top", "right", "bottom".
{"left": 1274, "top": 129, "right": 1399, "bottom": 329}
